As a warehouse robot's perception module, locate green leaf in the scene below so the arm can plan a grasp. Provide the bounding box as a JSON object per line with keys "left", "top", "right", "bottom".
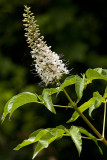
{"left": 42, "top": 88, "right": 59, "bottom": 95}
{"left": 67, "top": 92, "right": 102, "bottom": 123}
{"left": 58, "top": 75, "right": 76, "bottom": 94}
{"left": 79, "top": 127, "right": 103, "bottom": 154}
{"left": 14, "top": 129, "right": 48, "bottom": 150}
{"left": 75, "top": 75, "right": 85, "bottom": 100}
{"left": 86, "top": 68, "right": 107, "bottom": 81}
{"left": 89, "top": 92, "right": 103, "bottom": 118}
{"left": 103, "top": 87, "right": 107, "bottom": 99}
{"left": 43, "top": 91, "right": 56, "bottom": 114}
{"left": 1, "top": 92, "right": 38, "bottom": 122}
{"left": 14, "top": 127, "right": 65, "bottom": 155}
{"left": 67, "top": 98, "right": 95, "bottom": 123}
{"left": 68, "top": 126, "right": 82, "bottom": 156}
{"left": 32, "top": 128, "right": 65, "bottom": 159}
{"left": 56, "top": 125, "right": 66, "bottom": 130}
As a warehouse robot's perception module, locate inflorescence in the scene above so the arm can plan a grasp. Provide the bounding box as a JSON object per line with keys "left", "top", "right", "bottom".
{"left": 23, "top": 5, "right": 69, "bottom": 85}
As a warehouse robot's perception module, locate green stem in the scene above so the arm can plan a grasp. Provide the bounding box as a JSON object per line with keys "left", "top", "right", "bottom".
{"left": 63, "top": 88, "right": 107, "bottom": 145}
{"left": 102, "top": 102, "right": 107, "bottom": 138}
{"left": 62, "top": 88, "right": 75, "bottom": 106}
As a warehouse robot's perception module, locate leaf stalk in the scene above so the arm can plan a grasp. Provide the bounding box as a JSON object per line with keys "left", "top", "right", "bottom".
{"left": 36, "top": 101, "right": 72, "bottom": 109}
{"left": 63, "top": 134, "right": 103, "bottom": 141}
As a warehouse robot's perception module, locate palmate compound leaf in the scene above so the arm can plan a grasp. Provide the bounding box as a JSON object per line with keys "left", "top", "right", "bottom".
{"left": 67, "top": 92, "right": 103, "bottom": 123}
{"left": 66, "top": 126, "right": 82, "bottom": 156}
{"left": 1, "top": 92, "right": 38, "bottom": 122}
{"left": 42, "top": 91, "right": 56, "bottom": 114}
{"left": 79, "top": 127, "right": 103, "bottom": 154}
{"left": 14, "top": 127, "right": 65, "bottom": 159}
{"left": 12, "top": 125, "right": 103, "bottom": 158}
{"left": 86, "top": 68, "right": 107, "bottom": 82}
{"left": 75, "top": 75, "right": 85, "bottom": 101}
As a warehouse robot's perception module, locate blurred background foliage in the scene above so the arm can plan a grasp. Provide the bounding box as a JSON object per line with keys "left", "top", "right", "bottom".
{"left": 0, "top": 0, "right": 107, "bottom": 160}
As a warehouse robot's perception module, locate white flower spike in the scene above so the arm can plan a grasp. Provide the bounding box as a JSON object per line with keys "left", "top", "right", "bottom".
{"left": 23, "top": 5, "right": 69, "bottom": 85}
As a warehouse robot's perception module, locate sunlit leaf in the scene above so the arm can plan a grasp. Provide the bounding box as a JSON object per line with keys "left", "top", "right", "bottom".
{"left": 57, "top": 75, "right": 76, "bottom": 94}
{"left": 14, "top": 129, "right": 48, "bottom": 150}
{"left": 103, "top": 87, "right": 107, "bottom": 99}
{"left": 79, "top": 127, "right": 103, "bottom": 154}
{"left": 32, "top": 128, "right": 65, "bottom": 159}
{"left": 42, "top": 88, "right": 59, "bottom": 95}
{"left": 67, "top": 92, "right": 102, "bottom": 123}
{"left": 43, "top": 91, "right": 56, "bottom": 114}
{"left": 75, "top": 75, "right": 85, "bottom": 100}
{"left": 67, "top": 98, "right": 95, "bottom": 123}
{"left": 1, "top": 92, "right": 38, "bottom": 122}
{"left": 68, "top": 126, "right": 82, "bottom": 156}
{"left": 89, "top": 92, "right": 103, "bottom": 118}
{"left": 56, "top": 125, "right": 66, "bottom": 130}
{"left": 86, "top": 68, "right": 107, "bottom": 81}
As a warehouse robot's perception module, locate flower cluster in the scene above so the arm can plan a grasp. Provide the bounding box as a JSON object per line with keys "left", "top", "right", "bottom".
{"left": 23, "top": 5, "right": 69, "bottom": 85}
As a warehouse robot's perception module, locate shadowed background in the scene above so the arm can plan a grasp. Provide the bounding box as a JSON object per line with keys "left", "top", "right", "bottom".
{"left": 0, "top": 0, "right": 107, "bottom": 160}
